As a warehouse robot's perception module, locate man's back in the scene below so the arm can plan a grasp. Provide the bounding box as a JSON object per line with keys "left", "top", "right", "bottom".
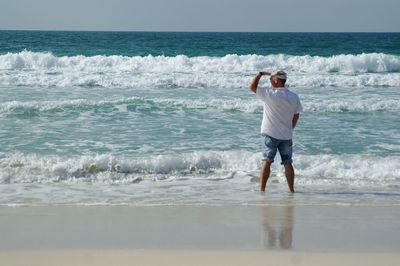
{"left": 256, "top": 87, "right": 302, "bottom": 140}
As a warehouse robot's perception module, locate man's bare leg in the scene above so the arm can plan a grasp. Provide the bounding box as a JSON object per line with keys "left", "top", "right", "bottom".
{"left": 284, "top": 163, "right": 295, "bottom": 193}
{"left": 260, "top": 160, "right": 271, "bottom": 192}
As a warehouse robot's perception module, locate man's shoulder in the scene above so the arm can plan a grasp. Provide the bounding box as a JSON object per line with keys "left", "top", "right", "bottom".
{"left": 257, "top": 86, "right": 270, "bottom": 91}
{"left": 283, "top": 87, "right": 295, "bottom": 93}
{"left": 256, "top": 86, "right": 271, "bottom": 96}
{"left": 285, "top": 88, "right": 300, "bottom": 98}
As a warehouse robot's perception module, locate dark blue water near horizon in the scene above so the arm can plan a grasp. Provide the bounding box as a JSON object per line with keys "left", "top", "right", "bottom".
{"left": 1, "top": 31, "right": 400, "bottom": 57}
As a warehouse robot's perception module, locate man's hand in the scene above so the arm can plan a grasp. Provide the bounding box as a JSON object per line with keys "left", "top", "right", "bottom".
{"left": 259, "top": 71, "right": 271, "bottom": 76}
{"left": 250, "top": 71, "right": 270, "bottom": 93}
{"left": 292, "top": 113, "right": 300, "bottom": 128}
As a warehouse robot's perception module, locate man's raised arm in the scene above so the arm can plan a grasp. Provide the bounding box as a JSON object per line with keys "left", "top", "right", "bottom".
{"left": 249, "top": 71, "right": 270, "bottom": 93}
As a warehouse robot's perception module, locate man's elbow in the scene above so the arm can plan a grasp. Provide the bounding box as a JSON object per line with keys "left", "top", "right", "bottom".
{"left": 249, "top": 85, "right": 257, "bottom": 93}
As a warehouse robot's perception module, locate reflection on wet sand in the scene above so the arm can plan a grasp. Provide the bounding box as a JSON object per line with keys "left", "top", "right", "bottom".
{"left": 260, "top": 202, "right": 294, "bottom": 250}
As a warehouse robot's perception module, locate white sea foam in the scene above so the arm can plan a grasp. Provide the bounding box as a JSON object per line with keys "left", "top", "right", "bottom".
{"left": 0, "top": 97, "right": 261, "bottom": 116}
{"left": 0, "top": 152, "right": 257, "bottom": 184}
{"left": 0, "top": 152, "right": 399, "bottom": 188}
{"left": 295, "top": 155, "right": 400, "bottom": 187}
{"left": 304, "top": 98, "right": 400, "bottom": 113}
{"left": 1, "top": 152, "right": 399, "bottom": 206}
{"left": 1, "top": 96, "right": 399, "bottom": 116}
{"left": 0, "top": 51, "right": 399, "bottom": 88}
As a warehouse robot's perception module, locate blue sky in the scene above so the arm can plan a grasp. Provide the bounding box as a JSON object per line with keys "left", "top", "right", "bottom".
{"left": 1, "top": 0, "right": 399, "bottom": 32}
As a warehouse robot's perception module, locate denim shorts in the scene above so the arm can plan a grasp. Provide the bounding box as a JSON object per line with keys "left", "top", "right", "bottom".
{"left": 261, "top": 134, "right": 293, "bottom": 165}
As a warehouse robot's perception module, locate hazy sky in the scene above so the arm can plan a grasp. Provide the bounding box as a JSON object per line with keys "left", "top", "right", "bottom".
{"left": 1, "top": 0, "right": 399, "bottom": 32}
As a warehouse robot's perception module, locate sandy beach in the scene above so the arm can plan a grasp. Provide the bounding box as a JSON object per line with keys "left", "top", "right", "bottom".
{"left": 2, "top": 250, "right": 400, "bottom": 266}
{"left": 1, "top": 205, "right": 399, "bottom": 265}
{"left": 2, "top": 30, "right": 400, "bottom": 266}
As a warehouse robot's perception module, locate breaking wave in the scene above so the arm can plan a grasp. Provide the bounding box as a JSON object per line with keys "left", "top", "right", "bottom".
{"left": 1, "top": 97, "right": 399, "bottom": 117}
{"left": 0, "top": 51, "right": 399, "bottom": 88}
{"left": 0, "top": 152, "right": 399, "bottom": 187}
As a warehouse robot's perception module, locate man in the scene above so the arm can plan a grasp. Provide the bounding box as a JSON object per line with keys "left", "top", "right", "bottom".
{"left": 249, "top": 70, "right": 302, "bottom": 192}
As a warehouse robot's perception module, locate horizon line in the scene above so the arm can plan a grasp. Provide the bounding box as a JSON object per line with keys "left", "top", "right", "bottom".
{"left": 1, "top": 29, "right": 399, "bottom": 34}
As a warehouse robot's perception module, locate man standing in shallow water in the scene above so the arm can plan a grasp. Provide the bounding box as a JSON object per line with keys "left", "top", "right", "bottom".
{"left": 249, "top": 71, "right": 303, "bottom": 192}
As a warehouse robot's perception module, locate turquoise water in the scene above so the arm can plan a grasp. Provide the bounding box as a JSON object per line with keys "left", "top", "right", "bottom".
{"left": 1, "top": 31, "right": 399, "bottom": 56}
{"left": 0, "top": 31, "right": 399, "bottom": 205}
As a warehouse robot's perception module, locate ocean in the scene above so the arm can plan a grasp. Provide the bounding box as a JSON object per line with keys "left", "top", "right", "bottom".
{"left": 0, "top": 31, "right": 399, "bottom": 206}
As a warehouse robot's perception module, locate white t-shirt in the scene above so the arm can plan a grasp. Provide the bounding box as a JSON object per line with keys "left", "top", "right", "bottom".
{"left": 256, "top": 87, "right": 303, "bottom": 140}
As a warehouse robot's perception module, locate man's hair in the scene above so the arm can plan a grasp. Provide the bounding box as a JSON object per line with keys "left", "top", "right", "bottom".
{"left": 271, "top": 70, "right": 287, "bottom": 86}
{"left": 278, "top": 78, "right": 286, "bottom": 86}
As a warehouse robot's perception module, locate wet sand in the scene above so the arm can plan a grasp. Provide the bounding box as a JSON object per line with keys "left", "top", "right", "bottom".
{"left": 1, "top": 205, "right": 399, "bottom": 265}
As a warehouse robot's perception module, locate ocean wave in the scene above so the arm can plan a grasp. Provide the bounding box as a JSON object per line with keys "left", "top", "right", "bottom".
{"left": 1, "top": 97, "right": 399, "bottom": 117}
{"left": 305, "top": 98, "right": 400, "bottom": 113}
{"left": 0, "top": 51, "right": 399, "bottom": 88}
{"left": 0, "top": 152, "right": 399, "bottom": 187}
{"left": 0, "top": 152, "right": 256, "bottom": 184}
{"left": 0, "top": 97, "right": 261, "bottom": 116}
